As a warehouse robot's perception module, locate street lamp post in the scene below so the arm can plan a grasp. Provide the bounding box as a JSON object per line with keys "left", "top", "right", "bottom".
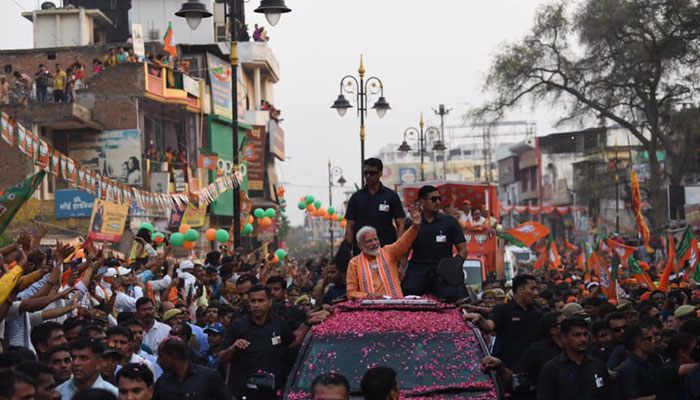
{"left": 177, "top": 0, "right": 291, "bottom": 248}
{"left": 331, "top": 56, "right": 391, "bottom": 186}
{"left": 432, "top": 104, "right": 452, "bottom": 179}
{"left": 397, "top": 114, "right": 445, "bottom": 181}
{"left": 327, "top": 160, "right": 346, "bottom": 255}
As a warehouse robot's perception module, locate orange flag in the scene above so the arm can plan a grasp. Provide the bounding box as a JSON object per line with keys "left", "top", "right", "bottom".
{"left": 163, "top": 22, "right": 177, "bottom": 57}
{"left": 548, "top": 239, "right": 562, "bottom": 269}
{"left": 498, "top": 221, "right": 550, "bottom": 247}
{"left": 658, "top": 234, "right": 676, "bottom": 292}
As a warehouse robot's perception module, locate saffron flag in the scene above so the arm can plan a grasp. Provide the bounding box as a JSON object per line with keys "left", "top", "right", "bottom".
{"left": 548, "top": 238, "right": 562, "bottom": 269}
{"left": 533, "top": 247, "right": 548, "bottom": 269}
{"left": 607, "top": 239, "right": 636, "bottom": 267}
{"left": 629, "top": 256, "right": 656, "bottom": 289}
{"left": 564, "top": 238, "right": 580, "bottom": 252}
{"left": 658, "top": 234, "right": 676, "bottom": 292}
{"left": 163, "top": 22, "right": 177, "bottom": 58}
{"left": 630, "top": 170, "right": 651, "bottom": 250}
{"left": 0, "top": 170, "right": 46, "bottom": 235}
{"left": 599, "top": 264, "right": 614, "bottom": 299}
{"left": 497, "top": 221, "right": 550, "bottom": 247}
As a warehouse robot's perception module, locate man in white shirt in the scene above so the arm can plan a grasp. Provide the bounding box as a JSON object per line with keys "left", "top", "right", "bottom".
{"left": 56, "top": 337, "right": 118, "bottom": 400}
{"left": 106, "top": 325, "right": 156, "bottom": 378}
{"left": 135, "top": 297, "right": 171, "bottom": 351}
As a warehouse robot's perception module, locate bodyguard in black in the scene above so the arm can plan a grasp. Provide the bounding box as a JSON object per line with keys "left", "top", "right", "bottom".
{"left": 219, "top": 284, "right": 311, "bottom": 400}
{"left": 345, "top": 158, "right": 405, "bottom": 255}
{"left": 401, "top": 185, "right": 467, "bottom": 302}
{"left": 153, "top": 337, "right": 229, "bottom": 400}
{"left": 616, "top": 324, "right": 658, "bottom": 400}
{"left": 536, "top": 318, "right": 613, "bottom": 400}
{"left": 474, "top": 274, "right": 542, "bottom": 368}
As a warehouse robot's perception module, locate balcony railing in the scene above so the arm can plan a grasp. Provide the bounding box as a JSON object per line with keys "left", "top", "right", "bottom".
{"left": 144, "top": 64, "right": 203, "bottom": 112}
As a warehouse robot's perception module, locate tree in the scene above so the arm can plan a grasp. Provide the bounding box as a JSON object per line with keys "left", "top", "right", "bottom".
{"left": 476, "top": 0, "right": 700, "bottom": 230}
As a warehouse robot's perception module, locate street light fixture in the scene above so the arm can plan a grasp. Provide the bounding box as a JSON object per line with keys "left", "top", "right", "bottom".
{"left": 177, "top": 0, "right": 291, "bottom": 249}
{"left": 397, "top": 113, "right": 443, "bottom": 181}
{"left": 331, "top": 55, "right": 391, "bottom": 185}
{"left": 328, "top": 160, "right": 345, "bottom": 254}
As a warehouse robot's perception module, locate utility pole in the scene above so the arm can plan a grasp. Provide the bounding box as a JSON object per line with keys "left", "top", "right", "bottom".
{"left": 433, "top": 104, "right": 452, "bottom": 179}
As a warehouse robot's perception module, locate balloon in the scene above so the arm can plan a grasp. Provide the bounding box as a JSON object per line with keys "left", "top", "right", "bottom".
{"left": 298, "top": 202, "right": 306, "bottom": 210}
{"left": 306, "top": 204, "right": 316, "bottom": 212}
{"left": 339, "top": 220, "right": 347, "bottom": 228}
{"left": 215, "top": 229, "right": 229, "bottom": 243}
{"left": 314, "top": 200, "right": 322, "bottom": 209}
{"left": 183, "top": 240, "right": 195, "bottom": 250}
{"left": 274, "top": 248, "right": 287, "bottom": 260}
{"left": 153, "top": 232, "right": 165, "bottom": 244}
{"left": 323, "top": 214, "right": 331, "bottom": 220}
{"left": 271, "top": 254, "right": 279, "bottom": 264}
{"left": 178, "top": 224, "right": 191, "bottom": 234}
{"left": 331, "top": 214, "right": 340, "bottom": 221}
{"left": 254, "top": 208, "right": 265, "bottom": 219}
{"left": 246, "top": 215, "right": 254, "bottom": 224}
{"left": 305, "top": 195, "right": 315, "bottom": 204}
{"left": 243, "top": 223, "right": 254, "bottom": 235}
{"left": 264, "top": 208, "right": 276, "bottom": 218}
{"left": 139, "top": 222, "right": 154, "bottom": 233}
{"left": 317, "top": 208, "right": 326, "bottom": 216}
{"left": 260, "top": 217, "right": 272, "bottom": 227}
{"left": 338, "top": 215, "right": 343, "bottom": 221}
{"left": 184, "top": 229, "right": 198, "bottom": 242}
{"left": 205, "top": 229, "right": 217, "bottom": 241}
{"left": 327, "top": 206, "right": 335, "bottom": 215}
{"left": 170, "top": 233, "right": 185, "bottom": 246}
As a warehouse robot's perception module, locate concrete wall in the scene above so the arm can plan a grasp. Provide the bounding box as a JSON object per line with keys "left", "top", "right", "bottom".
{"left": 130, "top": 0, "right": 216, "bottom": 45}
{"left": 32, "top": 10, "right": 94, "bottom": 48}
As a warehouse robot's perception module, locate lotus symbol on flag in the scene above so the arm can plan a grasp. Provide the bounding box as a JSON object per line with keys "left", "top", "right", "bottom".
{"left": 515, "top": 224, "right": 536, "bottom": 235}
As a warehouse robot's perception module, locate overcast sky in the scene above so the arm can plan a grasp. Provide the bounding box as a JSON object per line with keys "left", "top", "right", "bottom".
{"left": 1, "top": 0, "right": 572, "bottom": 226}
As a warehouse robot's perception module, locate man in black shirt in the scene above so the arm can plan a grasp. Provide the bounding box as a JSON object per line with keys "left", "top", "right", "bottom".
{"left": 401, "top": 185, "right": 467, "bottom": 302}
{"left": 219, "top": 284, "right": 313, "bottom": 399}
{"left": 616, "top": 324, "right": 658, "bottom": 400}
{"left": 153, "top": 337, "right": 229, "bottom": 400}
{"left": 345, "top": 158, "right": 405, "bottom": 255}
{"left": 472, "top": 274, "right": 543, "bottom": 368}
{"left": 656, "top": 333, "right": 698, "bottom": 400}
{"left": 536, "top": 318, "right": 613, "bottom": 400}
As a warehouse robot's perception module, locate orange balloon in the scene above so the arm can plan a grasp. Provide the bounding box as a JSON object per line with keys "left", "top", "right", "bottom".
{"left": 153, "top": 235, "right": 164, "bottom": 245}
{"left": 205, "top": 229, "right": 217, "bottom": 241}
{"left": 246, "top": 215, "right": 254, "bottom": 224}
{"left": 260, "top": 217, "right": 272, "bottom": 226}
{"left": 318, "top": 208, "right": 326, "bottom": 215}
{"left": 183, "top": 240, "right": 195, "bottom": 250}
{"left": 322, "top": 214, "right": 331, "bottom": 220}
{"left": 271, "top": 254, "right": 279, "bottom": 263}
{"left": 178, "top": 224, "right": 191, "bottom": 234}
{"left": 331, "top": 214, "right": 340, "bottom": 221}
{"left": 306, "top": 204, "right": 316, "bottom": 212}
{"left": 339, "top": 220, "right": 347, "bottom": 228}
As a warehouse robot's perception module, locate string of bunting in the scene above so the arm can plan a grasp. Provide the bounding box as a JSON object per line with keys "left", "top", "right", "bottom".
{"left": 0, "top": 111, "right": 240, "bottom": 212}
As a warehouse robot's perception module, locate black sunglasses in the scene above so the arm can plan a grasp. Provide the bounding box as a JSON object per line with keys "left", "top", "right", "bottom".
{"left": 428, "top": 196, "right": 442, "bottom": 203}
{"left": 363, "top": 170, "right": 381, "bottom": 176}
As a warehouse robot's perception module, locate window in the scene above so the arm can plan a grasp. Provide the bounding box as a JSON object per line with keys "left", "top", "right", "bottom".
{"left": 530, "top": 168, "right": 537, "bottom": 190}
{"left": 215, "top": 24, "right": 228, "bottom": 42}
{"left": 474, "top": 165, "right": 481, "bottom": 179}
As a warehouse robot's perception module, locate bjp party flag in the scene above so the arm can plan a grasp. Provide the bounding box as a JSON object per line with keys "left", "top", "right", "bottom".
{"left": 497, "top": 221, "right": 550, "bottom": 247}
{"left": 0, "top": 171, "right": 46, "bottom": 235}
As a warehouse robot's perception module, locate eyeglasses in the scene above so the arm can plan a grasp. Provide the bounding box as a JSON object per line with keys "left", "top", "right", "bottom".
{"left": 610, "top": 326, "right": 627, "bottom": 332}
{"left": 428, "top": 196, "right": 442, "bottom": 203}
{"left": 363, "top": 170, "right": 381, "bottom": 176}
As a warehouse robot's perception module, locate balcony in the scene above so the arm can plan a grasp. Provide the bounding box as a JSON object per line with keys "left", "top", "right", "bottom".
{"left": 144, "top": 64, "right": 204, "bottom": 113}
{"left": 239, "top": 42, "right": 280, "bottom": 82}
{"left": 1, "top": 102, "right": 102, "bottom": 131}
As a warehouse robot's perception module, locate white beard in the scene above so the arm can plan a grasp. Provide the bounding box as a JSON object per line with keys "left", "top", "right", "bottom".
{"left": 362, "top": 248, "right": 380, "bottom": 257}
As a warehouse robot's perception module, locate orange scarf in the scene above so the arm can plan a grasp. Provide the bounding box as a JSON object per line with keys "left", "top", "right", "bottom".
{"left": 358, "top": 249, "right": 403, "bottom": 298}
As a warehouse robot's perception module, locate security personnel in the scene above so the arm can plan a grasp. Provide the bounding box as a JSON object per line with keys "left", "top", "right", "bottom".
{"left": 536, "top": 318, "right": 613, "bottom": 400}
{"left": 219, "top": 284, "right": 312, "bottom": 399}
{"left": 401, "top": 185, "right": 467, "bottom": 302}
{"left": 345, "top": 158, "right": 406, "bottom": 255}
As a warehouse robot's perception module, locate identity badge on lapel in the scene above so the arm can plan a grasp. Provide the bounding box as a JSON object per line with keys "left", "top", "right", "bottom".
{"left": 379, "top": 201, "right": 389, "bottom": 212}
{"left": 271, "top": 333, "right": 281, "bottom": 346}
{"left": 436, "top": 230, "right": 446, "bottom": 243}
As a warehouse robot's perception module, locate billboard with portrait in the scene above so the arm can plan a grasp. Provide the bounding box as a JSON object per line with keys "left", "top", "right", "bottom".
{"left": 69, "top": 130, "right": 142, "bottom": 185}
{"left": 87, "top": 199, "right": 129, "bottom": 242}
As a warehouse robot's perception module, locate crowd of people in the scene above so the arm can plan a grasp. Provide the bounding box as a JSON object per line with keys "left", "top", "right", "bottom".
{"left": 0, "top": 156, "right": 699, "bottom": 400}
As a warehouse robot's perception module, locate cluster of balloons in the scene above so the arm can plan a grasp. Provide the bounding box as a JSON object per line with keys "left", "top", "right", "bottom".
{"left": 169, "top": 224, "right": 200, "bottom": 250}
{"left": 268, "top": 248, "right": 288, "bottom": 264}
{"left": 205, "top": 228, "right": 230, "bottom": 243}
{"left": 253, "top": 207, "right": 276, "bottom": 228}
{"left": 297, "top": 195, "right": 347, "bottom": 228}
{"left": 138, "top": 222, "right": 231, "bottom": 252}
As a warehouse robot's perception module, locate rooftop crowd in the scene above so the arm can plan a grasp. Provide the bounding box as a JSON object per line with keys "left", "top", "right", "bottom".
{"left": 0, "top": 157, "right": 699, "bottom": 400}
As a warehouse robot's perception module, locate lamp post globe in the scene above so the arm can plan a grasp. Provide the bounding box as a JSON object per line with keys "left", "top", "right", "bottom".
{"left": 254, "top": 0, "right": 292, "bottom": 26}
{"left": 176, "top": 0, "right": 212, "bottom": 30}
{"left": 372, "top": 96, "right": 391, "bottom": 118}
{"left": 331, "top": 94, "right": 353, "bottom": 117}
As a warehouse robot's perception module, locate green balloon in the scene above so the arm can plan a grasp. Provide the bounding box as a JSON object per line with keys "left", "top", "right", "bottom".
{"left": 170, "top": 232, "right": 185, "bottom": 246}
{"left": 313, "top": 200, "right": 322, "bottom": 209}
{"left": 184, "top": 229, "right": 198, "bottom": 242}
{"left": 153, "top": 232, "right": 165, "bottom": 239}
{"left": 305, "top": 195, "right": 315, "bottom": 204}
{"left": 279, "top": 207, "right": 286, "bottom": 213}
{"left": 215, "top": 229, "right": 229, "bottom": 243}
{"left": 298, "top": 202, "right": 306, "bottom": 210}
{"left": 139, "top": 222, "right": 154, "bottom": 233}
{"left": 338, "top": 215, "right": 343, "bottom": 221}
{"left": 265, "top": 208, "right": 276, "bottom": 218}
{"left": 243, "top": 223, "right": 254, "bottom": 235}
{"left": 253, "top": 208, "right": 265, "bottom": 219}
{"left": 327, "top": 206, "right": 335, "bottom": 215}
{"left": 274, "top": 248, "right": 287, "bottom": 260}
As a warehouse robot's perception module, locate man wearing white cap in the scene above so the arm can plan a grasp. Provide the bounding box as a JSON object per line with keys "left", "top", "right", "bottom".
{"left": 95, "top": 267, "right": 143, "bottom": 313}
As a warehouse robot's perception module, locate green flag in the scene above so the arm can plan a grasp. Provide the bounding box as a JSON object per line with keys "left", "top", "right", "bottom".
{"left": 694, "top": 263, "right": 700, "bottom": 282}
{"left": 0, "top": 170, "right": 46, "bottom": 235}
{"left": 676, "top": 226, "right": 693, "bottom": 261}
{"left": 628, "top": 256, "right": 642, "bottom": 274}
